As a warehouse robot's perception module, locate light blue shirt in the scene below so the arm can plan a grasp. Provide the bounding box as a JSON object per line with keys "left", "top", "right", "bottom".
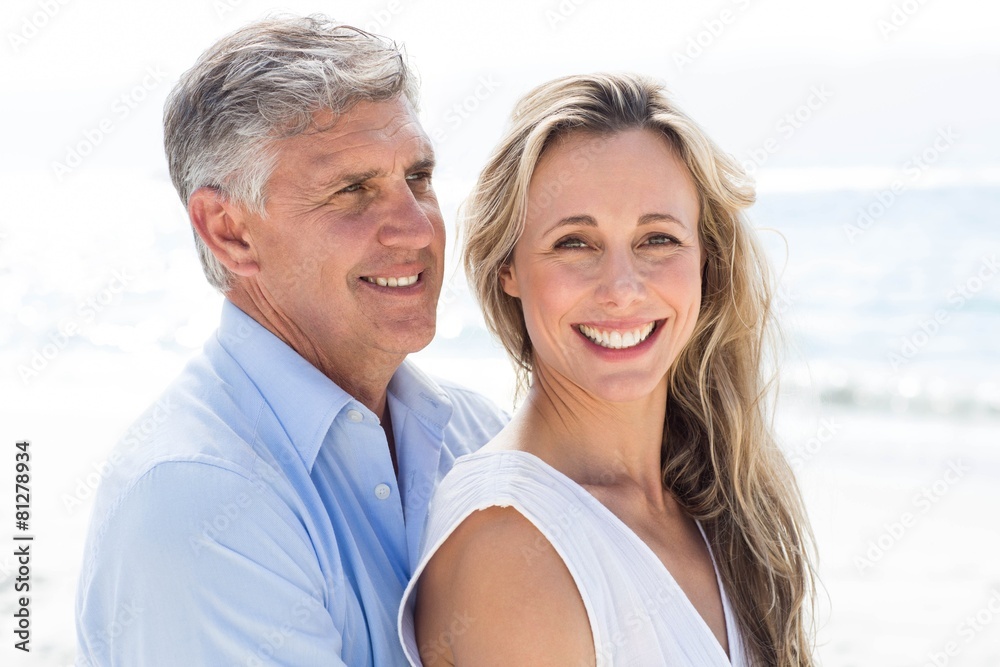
{"left": 75, "top": 299, "right": 508, "bottom": 666}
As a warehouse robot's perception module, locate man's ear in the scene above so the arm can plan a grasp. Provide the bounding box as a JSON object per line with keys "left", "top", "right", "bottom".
{"left": 188, "top": 187, "right": 260, "bottom": 277}
{"left": 499, "top": 262, "right": 520, "bottom": 298}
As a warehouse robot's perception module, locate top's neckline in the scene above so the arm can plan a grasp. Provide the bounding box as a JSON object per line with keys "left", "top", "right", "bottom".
{"left": 457, "top": 448, "right": 739, "bottom": 664}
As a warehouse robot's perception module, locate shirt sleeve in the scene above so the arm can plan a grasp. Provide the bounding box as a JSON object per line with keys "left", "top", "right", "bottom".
{"left": 76, "top": 460, "right": 347, "bottom": 666}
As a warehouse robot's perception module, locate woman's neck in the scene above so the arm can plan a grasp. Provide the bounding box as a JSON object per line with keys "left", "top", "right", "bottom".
{"left": 495, "top": 366, "right": 669, "bottom": 506}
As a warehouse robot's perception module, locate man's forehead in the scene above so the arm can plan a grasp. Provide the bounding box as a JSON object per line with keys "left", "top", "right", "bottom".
{"left": 318, "top": 98, "right": 417, "bottom": 133}
{"left": 285, "top": 98, "right": 432, "bottom": 167}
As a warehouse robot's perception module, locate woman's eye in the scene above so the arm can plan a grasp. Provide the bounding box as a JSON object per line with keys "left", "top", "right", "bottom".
{"left": 645, "top": 234, "right": 679, "bottom": 247}
{"left": 555, "top": 236, "right": 588, "bottom": 249}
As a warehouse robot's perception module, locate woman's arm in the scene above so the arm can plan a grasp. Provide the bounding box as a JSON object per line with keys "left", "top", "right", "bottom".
{"left": 414, "top": 506, "right": 596, "bottom": 666}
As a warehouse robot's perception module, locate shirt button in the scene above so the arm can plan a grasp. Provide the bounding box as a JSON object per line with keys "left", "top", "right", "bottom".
{"left": 374, "top": 483, "right": 391, "bottom": 500}
{"left": 346, "top": 409, "right": 363, "bottom": 423}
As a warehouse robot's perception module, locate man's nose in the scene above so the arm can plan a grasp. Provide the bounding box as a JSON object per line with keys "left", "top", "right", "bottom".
{"left": 377, "top": 184, "right": 437, "bottom": 249}
{"left": 595, "top": 248, "right": 646, "bottom": 309}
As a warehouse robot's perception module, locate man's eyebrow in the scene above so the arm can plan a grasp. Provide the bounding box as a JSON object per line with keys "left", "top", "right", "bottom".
{"left": 330, "top": 167, "right": 382, "bottom": 186}
{"left": 408, "top": 156, "right": 436, "bottom": 173}
{"left": 320, "top": 154, "right": 435, "bottom": 188}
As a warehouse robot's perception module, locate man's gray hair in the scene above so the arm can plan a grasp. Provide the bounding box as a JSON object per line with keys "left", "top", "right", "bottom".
{"left": 163, "top": 14, "right": 420, "bottom": 291}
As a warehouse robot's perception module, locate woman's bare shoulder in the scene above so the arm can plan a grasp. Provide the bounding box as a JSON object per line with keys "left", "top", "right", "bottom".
{"left": 415, "top": 505, "right": 596, "bottom": 667}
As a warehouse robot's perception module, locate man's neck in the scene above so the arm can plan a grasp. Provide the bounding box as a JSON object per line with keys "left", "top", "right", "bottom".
{"left": 224, "top": 290, "right": 400, "bottom": 417}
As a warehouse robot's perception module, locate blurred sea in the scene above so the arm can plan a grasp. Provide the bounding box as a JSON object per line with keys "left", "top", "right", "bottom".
{"left": 2, "top": 168, "right": 999, "bottom": 665}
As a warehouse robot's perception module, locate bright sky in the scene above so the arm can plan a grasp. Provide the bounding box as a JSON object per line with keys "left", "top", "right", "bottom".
{"left": 3, "top": 0, "right": 997, "bottom": 88}
{"left": 2, "top": 0, "right": 997, "bottom": 180}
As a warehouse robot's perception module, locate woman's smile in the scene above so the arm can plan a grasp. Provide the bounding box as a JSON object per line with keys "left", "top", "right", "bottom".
{"left": 577, "top": 320, "right": 657, "bottom": 349}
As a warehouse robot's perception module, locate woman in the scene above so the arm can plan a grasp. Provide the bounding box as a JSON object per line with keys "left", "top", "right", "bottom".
{"left": 398, "top": 73, "right": 816, "bottom": 666}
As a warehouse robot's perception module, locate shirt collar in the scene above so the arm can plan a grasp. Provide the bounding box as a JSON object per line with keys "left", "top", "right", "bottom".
{"left": 387, "top": 359, "right": 454, "bottom": 435}
{"left": 215, "top": 299, "right": 352, "bottom": 469}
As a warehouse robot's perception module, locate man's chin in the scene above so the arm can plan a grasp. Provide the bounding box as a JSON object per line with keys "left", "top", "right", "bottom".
{"left": 375, "top": 321, "right": 436, "bottom": 358}
{"left": 402, "top": 328, "right": 436, "bottom": 355}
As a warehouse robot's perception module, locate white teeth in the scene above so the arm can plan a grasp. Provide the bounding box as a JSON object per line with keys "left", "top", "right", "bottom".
{"left": 578, "top": 322, "right": 655, "bottom": 350}
{"left": 364, "top": 274, "right": 419, "bottom": 288}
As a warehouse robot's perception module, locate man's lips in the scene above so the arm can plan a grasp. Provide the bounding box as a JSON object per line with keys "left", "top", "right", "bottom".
{"left": 360, "top": 272, "right": 421, "bottom": 288}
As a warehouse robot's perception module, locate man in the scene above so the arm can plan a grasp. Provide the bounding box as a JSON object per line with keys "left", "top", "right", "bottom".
{"left": 75, "top": 16, "right": 507, "bottom": 666}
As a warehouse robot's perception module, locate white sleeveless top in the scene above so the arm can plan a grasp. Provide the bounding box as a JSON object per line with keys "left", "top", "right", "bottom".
{"left": 398, "top": 449, "right": 748, "bottom": 666}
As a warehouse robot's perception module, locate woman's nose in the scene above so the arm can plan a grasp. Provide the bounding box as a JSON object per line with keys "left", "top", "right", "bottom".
{"left": 595, "top": 249, "right": 646, "bottom": 309}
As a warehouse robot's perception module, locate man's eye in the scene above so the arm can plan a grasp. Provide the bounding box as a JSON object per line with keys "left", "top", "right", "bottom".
{"left": 406, "top": 172, "right": 433, "bottom": 189}
{"left": 338, "top": 183, "right": 363, "bottom": 194}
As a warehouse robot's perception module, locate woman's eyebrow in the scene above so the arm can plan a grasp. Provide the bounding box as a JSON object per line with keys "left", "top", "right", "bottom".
{"left": 544, "top": 215, "right": 597, "bottom": 235}
{"left": 544, "top": 212, "right": 689, "bottom": 235}
{"left": 638, "top": 212, "right": 687, "bottom": 227}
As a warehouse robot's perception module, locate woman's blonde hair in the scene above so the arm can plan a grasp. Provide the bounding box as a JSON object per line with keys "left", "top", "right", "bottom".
{"left": 463, "top": 72, "right": 816, "bottom": 666}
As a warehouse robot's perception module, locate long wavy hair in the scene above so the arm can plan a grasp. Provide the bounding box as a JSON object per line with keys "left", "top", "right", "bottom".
{"left": 462, "top": 72, "right": 816, "bottom": 666}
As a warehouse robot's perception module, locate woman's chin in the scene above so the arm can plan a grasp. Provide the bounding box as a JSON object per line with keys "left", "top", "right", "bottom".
{"left": 575, "top": 372, "right": 667, "bottom": 405}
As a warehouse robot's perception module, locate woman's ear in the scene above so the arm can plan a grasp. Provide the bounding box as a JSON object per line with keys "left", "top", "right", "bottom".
{"left": 499, "top": 262, "right": 520, "bottom": 298}
{"left": 188, "top": 187, "right": 260, "bottom": 277}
